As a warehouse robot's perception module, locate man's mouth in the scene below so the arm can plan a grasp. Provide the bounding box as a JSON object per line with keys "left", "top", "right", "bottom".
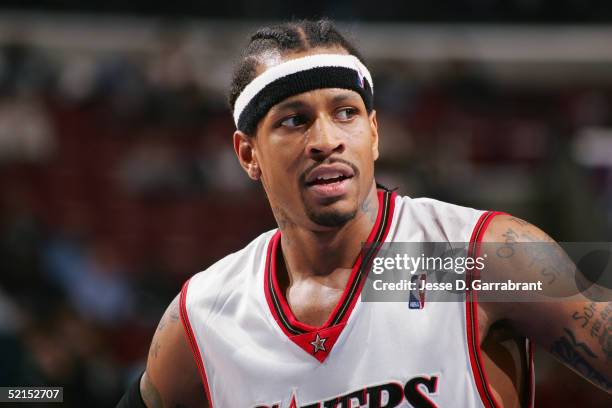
{"left": 304, "top": 163, "right": 355, "bottom": 186}
{"left": 303, "top": 163, "right": 356, "bottom": 199}
{"left": 305, "top": 172, "right": 353, "bottom": 187}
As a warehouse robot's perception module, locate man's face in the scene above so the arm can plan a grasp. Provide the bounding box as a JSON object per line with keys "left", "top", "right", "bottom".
{"left": 235, "top": 49, "right": 379, "bottom": 230}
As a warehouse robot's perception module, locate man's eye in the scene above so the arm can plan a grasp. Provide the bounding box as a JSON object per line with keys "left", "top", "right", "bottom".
{"left": 280, "top": 115, "right": 306, "bottom": 128}
{"left": 336, "top": 107, "right": 358, "bottom": 121}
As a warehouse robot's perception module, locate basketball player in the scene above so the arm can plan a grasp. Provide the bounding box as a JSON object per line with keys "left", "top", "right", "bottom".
{"left": 117, "top": 19, "right": 612, "bottom": 407}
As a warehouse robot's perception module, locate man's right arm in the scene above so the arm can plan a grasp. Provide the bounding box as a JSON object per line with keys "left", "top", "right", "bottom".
{"left": 138, "top": 294, "right": 209, "bottom": 408}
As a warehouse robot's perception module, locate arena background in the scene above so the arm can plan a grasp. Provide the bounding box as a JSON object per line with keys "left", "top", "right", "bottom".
{"left": 0, "top": 2, "right": 611, "bottom": 406}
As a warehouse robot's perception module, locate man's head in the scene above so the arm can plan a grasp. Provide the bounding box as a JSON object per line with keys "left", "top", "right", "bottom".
{"left": 230, "top": 19, "right": 379, "bottom": 231}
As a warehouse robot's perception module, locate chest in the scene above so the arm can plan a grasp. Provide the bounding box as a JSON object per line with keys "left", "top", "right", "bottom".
{"left": 196, "top": 299, "right": 482, "bottom": 407}
{"left": 284, "top": 279, "right": 347, "bottom": 327}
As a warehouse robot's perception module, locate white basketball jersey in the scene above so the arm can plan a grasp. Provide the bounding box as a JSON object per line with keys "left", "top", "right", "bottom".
{"left": 180, "top": 190, "right": 534, "bottom": 408}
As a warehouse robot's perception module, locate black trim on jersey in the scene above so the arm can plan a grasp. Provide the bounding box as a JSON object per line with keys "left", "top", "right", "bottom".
{"left": 332, "top": 190, "right": 391, "bottom": 325}
{"left": 266, "top": 239, "right": 302, "bottom": 335}
{"left": 375, "top": 182, "right": 398, "bottom": 192}
{"left": 267, "top": 190, "right": 392, "bottom": 335}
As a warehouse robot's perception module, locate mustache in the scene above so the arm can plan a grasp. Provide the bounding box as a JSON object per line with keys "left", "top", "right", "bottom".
{"left": 299, "top": 158, "right": 360, "bottom": 185}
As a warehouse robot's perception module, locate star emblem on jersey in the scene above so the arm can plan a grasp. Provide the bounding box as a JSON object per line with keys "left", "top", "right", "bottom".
{"left": 310, "top": 333, "right": 327, "bottom": 354}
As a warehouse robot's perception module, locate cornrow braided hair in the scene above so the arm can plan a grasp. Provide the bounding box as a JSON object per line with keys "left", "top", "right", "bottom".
{"left": 228, "top": 19, "right": 366, "bottom": 121}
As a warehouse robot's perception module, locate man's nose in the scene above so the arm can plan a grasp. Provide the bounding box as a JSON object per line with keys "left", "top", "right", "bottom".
{"left": 306, "top": 116, "right": 345, "bottom": 159}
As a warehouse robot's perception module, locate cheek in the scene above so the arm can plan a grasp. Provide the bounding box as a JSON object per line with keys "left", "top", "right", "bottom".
{"left": 347, "top": 126, "right": 377, "bottom": 180}
{"left": 259, "top": 144, "right": 302, "bottom": 186}
{"left": 346, "top": 125, "right": 376, "bottom": 160}
{"left": 273, "top": 138, "right": 306, "bottom": 171}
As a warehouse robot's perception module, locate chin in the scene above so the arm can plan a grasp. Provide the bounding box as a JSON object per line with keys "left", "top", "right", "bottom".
{"left": 300, "top": 186, "right": 361, "bottom": 227}
{"left": 305, "top": 207, "right": 357, "bottom": 228}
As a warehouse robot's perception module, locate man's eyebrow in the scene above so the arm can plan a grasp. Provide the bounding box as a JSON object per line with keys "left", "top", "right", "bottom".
{"left": 269, "top": 91, "right": 359, "bottom": 115}
{"left": 330, "top": 93, "right": 358, "bottom": 104}
{"left": 270, "top": 100, "right": 307, "bottom": 114}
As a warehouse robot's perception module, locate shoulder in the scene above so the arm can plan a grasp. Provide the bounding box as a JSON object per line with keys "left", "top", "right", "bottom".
{"left": 182, "top": 228, "right": 276, "bottom": 318}
{"left": 395, "top": 195, "right": 484, "bottom": 220}
{"left": 392, "top": 194, "right": 487, "bottom": 241}
{"left": 141, "top": 294, "right": 210, "bottom": 407}
{"left": 187, "top": 229, "right": 276, "bottom": 290}
{"left": 481, "top": 213, "right": 553, "bottom": 243}
{"left": 410, "top": 196, "right": 483, "bottom": 217}
{"left": 140, "top": 229, "right": 276, "bottom": 407}
{"left": 478, "top": 213, "right": 564, "bottom": 291}
{"left": 475, "top": 213, "right": 566, "bottom": 322}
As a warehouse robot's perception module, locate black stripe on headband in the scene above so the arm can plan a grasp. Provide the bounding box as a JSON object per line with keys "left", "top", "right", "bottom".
{"left": 237, "top": 66, "right": 373, "bottom": 135}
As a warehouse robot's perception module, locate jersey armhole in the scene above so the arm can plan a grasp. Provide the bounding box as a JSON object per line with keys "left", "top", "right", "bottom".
{"left": 179, "top": 278, "right": 214, "bottom": 407}
{"left": 465, "top": 211, "right": 503, "bottom": 408}
{"left": 465, "top": 211, "right": 536, "bottom": 408}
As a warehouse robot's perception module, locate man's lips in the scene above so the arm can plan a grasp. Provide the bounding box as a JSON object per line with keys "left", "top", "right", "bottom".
{"left": 305, "top": 177, "right": 352, "bottom": 199}
{"left": 303, "top": 163, "right": 355, "bottom": 187}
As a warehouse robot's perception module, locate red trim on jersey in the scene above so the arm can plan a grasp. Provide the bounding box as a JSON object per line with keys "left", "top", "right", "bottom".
{"left": 333, "top": 189, "right": 396, "bottom": 328}
{"left": 271, "top": 190, "right": 392, "bottom": 332}
{"left": 179, "top": 279, "right": 214, "bottom": 407}
{"left": 263, "top": 190, "right": 396, "bottom": 361}
{"left": 466, "top": 211, "right": 536, "bottom": 408}
{"left": 466, "top": 211, "right": 504, "bottom": 408}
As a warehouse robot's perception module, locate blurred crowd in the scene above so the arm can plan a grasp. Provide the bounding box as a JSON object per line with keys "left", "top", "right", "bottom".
{"left": 0, "top": 27, "right": 611, "bottom": 406}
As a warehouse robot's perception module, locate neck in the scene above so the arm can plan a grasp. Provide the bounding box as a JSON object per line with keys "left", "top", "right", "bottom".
{"left": 277, "top": 184, "right": 380, "bottom": 285}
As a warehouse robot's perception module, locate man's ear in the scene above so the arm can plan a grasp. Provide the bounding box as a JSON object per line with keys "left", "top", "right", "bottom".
{"left": 369, "top": 110, "right": 379, "bottom": 161}
{"left": 233, "top": 130, "right": 261, "bottom": 180}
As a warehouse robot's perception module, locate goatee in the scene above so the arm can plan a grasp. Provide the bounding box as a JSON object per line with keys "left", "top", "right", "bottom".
{"left": 305, "top": 207, "right": 357, "bottom": 227}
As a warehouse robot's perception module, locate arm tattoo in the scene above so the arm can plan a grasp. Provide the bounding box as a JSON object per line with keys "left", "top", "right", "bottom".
{"left": 496, "top": 228, "right": 518, "bottom": 258}
{"left": 149, "top": 340, "right": 161, "bottom": 359}
{"left": 550, "top": 328, "right": 612, "bottom": 391}
{"left": 150, "top": 298, "right": 180, "bottom": 360}
{"left": 516, "top": 234, "right": 570, "bottom": 285}
{"left": 509, "top": 217, "right": 529, "bottom": 226}
{"left": 572, "top": 303, "right": 597, "bottom": 328}
{"left": 591, "top": 302, "right": 612, "bottom": 361}
{"left": 141, "top": 372, "right": 164, "bottom": 408}
{"left": 155, "top": 299, "right": 180, "bottom": 334}
{"left": 573, "top": 303, "right": 612, "bottom": 363}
